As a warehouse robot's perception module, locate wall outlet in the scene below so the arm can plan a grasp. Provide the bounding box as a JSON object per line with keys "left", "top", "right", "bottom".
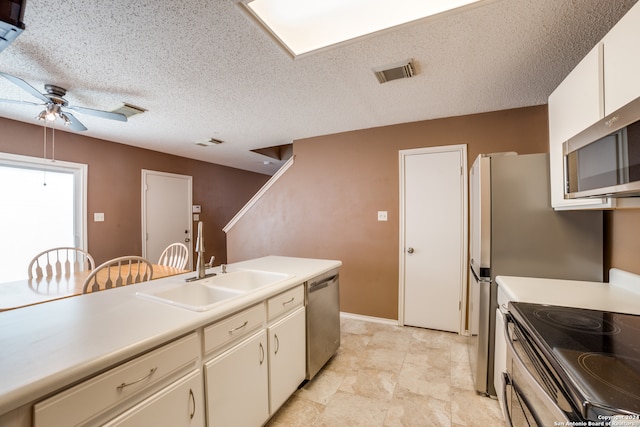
{"left": 94, "top": 212, "right": 105, "bottom": 222}
{"left": 377, "top": 211, "right": 388, "bottom": 221}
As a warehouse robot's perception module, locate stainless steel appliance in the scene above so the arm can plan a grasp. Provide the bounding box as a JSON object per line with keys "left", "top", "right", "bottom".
{"left": 503, "top": 302, "right": 640, "bottom": 426}
{"left": 469, "top": 153, "right": 603, "bottom": 396}
{"left": 305, "top": 268, "right": 340, "bottom": 380}
{"left": 564, "top": 95, "right": 640, "bottom": 199}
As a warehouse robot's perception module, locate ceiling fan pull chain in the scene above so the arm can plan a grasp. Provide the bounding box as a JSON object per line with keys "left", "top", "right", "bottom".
{"left": 52, "top": 126, "right": 55, "bottom": 162}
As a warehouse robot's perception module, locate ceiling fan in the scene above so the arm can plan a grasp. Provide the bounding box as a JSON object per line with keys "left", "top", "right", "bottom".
{"left": 0, "top": 71, "right": 127, "bottom": 131}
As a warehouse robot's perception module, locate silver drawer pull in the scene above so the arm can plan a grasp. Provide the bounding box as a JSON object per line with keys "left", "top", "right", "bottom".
{"left": 228, "top": 321, "right": 248, "bottom": 333}
{"left": 116, "top": 367, "right": 157, "bottom": 391}
{"left": 282, "top": 297, "right": 295, "bottom": 306}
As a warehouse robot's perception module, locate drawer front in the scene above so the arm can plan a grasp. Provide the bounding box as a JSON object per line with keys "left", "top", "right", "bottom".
{"left": 204, "top": 303, "right": 266, "bottom": 354}
{"left": 34, "top": 333, "right": 199, "bottom": 427}
{"left": 267, "top": 285, "right": 304, "bottom": 321}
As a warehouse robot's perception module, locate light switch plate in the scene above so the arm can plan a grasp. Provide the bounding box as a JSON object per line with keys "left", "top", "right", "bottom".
{"left": 94, "top": 212, "right": 105, "bottom": 222}
{"left": 377, "top": 211, "right": 388, "bottom": 221}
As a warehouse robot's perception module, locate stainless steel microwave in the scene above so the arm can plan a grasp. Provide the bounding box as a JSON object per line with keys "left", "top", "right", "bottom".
{"left": 563, "top": 96, "right": 640, "bottom": 199}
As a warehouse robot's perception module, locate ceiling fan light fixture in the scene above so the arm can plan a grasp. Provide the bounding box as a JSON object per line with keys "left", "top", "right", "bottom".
{"left": 60, "top": 113, "right": 72, "bottom": 127}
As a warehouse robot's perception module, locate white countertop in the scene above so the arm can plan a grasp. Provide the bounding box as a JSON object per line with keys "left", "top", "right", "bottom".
{"left": 496, "top": 268, "right": 640, "bottom": 314}
{"left": 0, "top": 256, "right": 341, "bottom": 416}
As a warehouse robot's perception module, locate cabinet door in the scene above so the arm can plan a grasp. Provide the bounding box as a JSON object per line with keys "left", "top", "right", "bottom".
{"left": 205, "top": 330, "right": 269, "bottom": 427}
{"left": 603, "top": 3, "right": 640, "bottom": 115}
{"left": 548, "top": 45, "right": 612, "bottom": 210}
{"left": 268, "top": 307, "right": 306, "bottom": 414}
{"left": 103, "top": 370, "right": 204, "bottom": 427}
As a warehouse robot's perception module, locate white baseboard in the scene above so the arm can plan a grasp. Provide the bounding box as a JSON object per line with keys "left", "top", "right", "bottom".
{"left": 340, "top": 311, "right": 399, "bottom": 326}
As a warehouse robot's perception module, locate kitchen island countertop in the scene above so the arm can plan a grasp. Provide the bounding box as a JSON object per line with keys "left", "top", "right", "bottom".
{"left": 0, "top": 256, "right": 341, "bottom": 416}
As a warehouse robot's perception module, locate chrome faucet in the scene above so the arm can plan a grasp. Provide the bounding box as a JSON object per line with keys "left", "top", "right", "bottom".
{"left": 185, "top": 221, "right": 216, "bottom": 282}
{"left": 196, "top": 221, "right": 206, "bottom": 279}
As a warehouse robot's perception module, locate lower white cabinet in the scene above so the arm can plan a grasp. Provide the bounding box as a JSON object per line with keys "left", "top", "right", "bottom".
{"left": 204, "top": 330, "right": 269, "bottom": 427}
{"left": 268, "top": 306, "right": 306, "bottom": 414}
{"left": 103, "top": 370, "right": 204, "bottom": 427}
{"left": 33, "top": 333, "right": 200, "bottom": 427}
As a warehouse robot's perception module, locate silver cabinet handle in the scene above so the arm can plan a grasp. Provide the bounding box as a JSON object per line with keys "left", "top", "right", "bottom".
{"left": 189, "top": 388, "right": 196, "bottom": 419}
{"left": 228, "top": 321, "right": 248, "bottom": 334}
{"left": 282, "top": 297, "right": 295, "bottom": 306}
{"left": 274, "top": 334, "right": 280, "bottom": 355}
{"left": 407, "top": 247, "right": 414, "bottom": 254}
{"left": 259, "top": 342, "right": 265, "bottom": 365}
{"left": 116, "top": 367, "right": 157, "bottom": 391}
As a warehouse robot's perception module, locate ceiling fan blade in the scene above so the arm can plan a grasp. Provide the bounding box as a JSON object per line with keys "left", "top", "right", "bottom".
{"left": 66, "top": 105, "right": 127, "bottom": 122}
{"left": 0, "top": 72, "right": 50, "bottom": 103}
{"left": 0, "top": 98, "right": 43, "bottom": 107}
{"left": 63, "top": 112, "right": 88, "bottom": 131}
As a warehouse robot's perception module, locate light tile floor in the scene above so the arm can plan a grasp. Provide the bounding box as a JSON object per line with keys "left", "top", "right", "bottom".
{"left": 266, "top": 315, "right": 505, "bottom": 427}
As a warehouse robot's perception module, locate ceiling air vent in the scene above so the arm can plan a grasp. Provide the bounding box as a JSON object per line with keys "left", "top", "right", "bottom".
{"left": 195, "top": 138, "right": 224, "bottom": 147}
{"left": 111, "top": 103, "right": 147, "bottom": 118}
{"left": 373, "top": 59, "right": 415, "bottom": 84}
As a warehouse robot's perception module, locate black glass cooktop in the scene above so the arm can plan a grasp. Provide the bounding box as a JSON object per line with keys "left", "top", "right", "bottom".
{"left": 509, "top": 302, "right": 640, "bottom": 420}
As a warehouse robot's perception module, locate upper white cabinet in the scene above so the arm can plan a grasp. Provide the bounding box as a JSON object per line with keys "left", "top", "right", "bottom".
{"left": 548, "top": 2, "right": 640, "bottom": 210}
{"left": 548, "top": 45, "right": 603, "bottom": 145}
{"left": 603, "top": 4, "right": 640, "bottom": 115}
{"left": 548, "top": 45, "right": 613, "bottom": 209}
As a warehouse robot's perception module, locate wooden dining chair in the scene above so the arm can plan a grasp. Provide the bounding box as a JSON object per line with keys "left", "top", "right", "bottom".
{"left": 28, "top": 247, "right": 95, "bottom": 280}
{"left": 157, "top": 243, "right": 189, "bottom": 270}
{"left": 82, "top": 256, "right": 154, "bottom": 294}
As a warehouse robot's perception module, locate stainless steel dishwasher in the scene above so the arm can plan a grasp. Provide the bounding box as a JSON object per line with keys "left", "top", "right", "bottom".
{"left": 305, "top": 268, "right": 340, "bottom": 380}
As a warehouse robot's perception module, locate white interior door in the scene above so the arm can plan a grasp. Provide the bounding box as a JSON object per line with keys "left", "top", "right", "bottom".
{"left": 142, "top": 170, "right": 193, "bottom": 269}
{"left": 399, "top": 145, "right": 467, "bottom": 333}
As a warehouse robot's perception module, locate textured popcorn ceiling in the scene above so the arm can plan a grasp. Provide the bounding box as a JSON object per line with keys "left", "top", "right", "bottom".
{"left": 0, "top": 0, "right": 637, "bottom": 174}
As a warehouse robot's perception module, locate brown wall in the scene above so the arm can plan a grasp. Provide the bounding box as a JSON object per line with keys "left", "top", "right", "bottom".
{"left": 605, "top": 209, "right": 640, "bottom": 276}
{"left": 0, "top": 117, "right": 269, "bottom": 266}
{"left": 227, "top": 106, "right": 550, "bottom": 320}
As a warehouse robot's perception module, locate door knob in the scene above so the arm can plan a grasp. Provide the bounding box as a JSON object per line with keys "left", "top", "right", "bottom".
{"left": 407, "top": 247, "right": 414, "bottom": 254}
{"left": 185, "top": 237, "right": 190, "bottom": 242}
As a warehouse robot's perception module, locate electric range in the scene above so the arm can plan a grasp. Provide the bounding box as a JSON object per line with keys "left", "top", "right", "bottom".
{"left": 507, "top": 301, "right": 640, "bottom": 424}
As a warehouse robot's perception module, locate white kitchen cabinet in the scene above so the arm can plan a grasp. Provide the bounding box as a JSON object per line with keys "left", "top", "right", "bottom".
{"left": 103, "top": 370, "right": 204, "bottom": 427}
{"left": 33, "top": 333, "right": 200, "bottom": 427}
{"left": 204, "top": 330, "right": 269, "bottom": 427}
{"left": 268, "top": 306, "right": 306, "bottom": 414}
{"left": 547, "top": 44, "right": 613, "bottom": 210}
{"left": 602, "top": 3, "right": 640, "bottom": 115}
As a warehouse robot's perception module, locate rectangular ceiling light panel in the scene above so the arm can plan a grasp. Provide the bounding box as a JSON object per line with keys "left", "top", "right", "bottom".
{"left": 243, "top": 0, "right": 483, "bottom": 56}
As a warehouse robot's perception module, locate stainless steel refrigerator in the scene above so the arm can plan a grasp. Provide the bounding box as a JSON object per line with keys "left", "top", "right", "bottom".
{"left": 469, "top": 153, "right": 603, "bottom": 397}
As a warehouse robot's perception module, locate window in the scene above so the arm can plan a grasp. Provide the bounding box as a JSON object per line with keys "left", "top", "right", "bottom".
{"left": 0, "top": 153, "right": 87, "bottom": 282}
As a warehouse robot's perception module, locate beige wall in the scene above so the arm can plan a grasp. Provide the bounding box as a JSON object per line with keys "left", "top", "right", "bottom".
{"left": 227, "top": 106, "right": 551, "bottom": 320}
{"left": 0, "top": 117, "right": 269, "bottom": 266}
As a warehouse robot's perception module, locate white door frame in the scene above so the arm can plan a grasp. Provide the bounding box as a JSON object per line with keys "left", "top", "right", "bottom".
{"left": 141, "top": 170, "right": 193, "bottom": 268}
{"left": 398, "top": 144, "right": 468, "bottom": 334}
